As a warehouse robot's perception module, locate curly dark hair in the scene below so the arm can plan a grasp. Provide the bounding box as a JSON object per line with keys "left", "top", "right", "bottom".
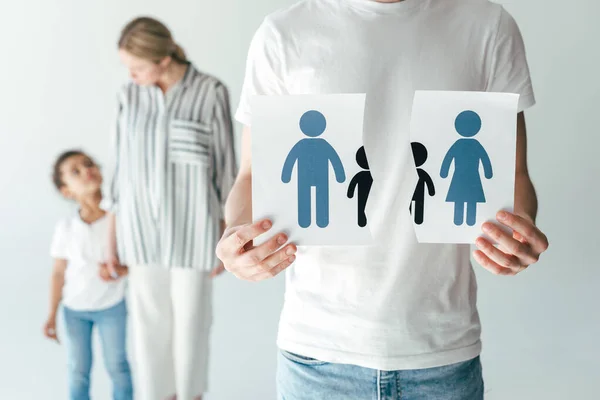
{"left": 52, "top": 150, "right": 89, "bottom": 190}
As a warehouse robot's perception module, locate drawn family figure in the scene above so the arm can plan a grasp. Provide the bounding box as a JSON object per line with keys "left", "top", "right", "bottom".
{"left": 347, "top": 146, "right": 373, "bottom": 227}
{"left": 440, "top": 110, "right": 493, "bottom": 227}
{"left": 410, "top": 142, "right": 435, "bottom": 225}
{"left": 282, "top": 110, "right": 346, "bottom": 228}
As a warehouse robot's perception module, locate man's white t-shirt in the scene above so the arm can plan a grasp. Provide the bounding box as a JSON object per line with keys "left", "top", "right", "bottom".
{"left": 51, "top": 214, "right": 126, "bottom": 311}
{"left": 236, "top": 0, "right": 535, "bottom": 370}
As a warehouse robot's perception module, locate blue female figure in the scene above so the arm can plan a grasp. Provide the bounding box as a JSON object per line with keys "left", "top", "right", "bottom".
{"left": 440, "top": 110, "right": 493, "bottom": 226}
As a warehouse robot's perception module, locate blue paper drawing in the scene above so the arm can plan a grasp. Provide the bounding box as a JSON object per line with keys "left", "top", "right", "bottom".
{"left": 410, "top": 142, "right": 435, "bottom": 225}
{"left": 440, "top": 110, "right": 493, "bottom": 227}
{"left": 347, "top": 146, "right": 372, "bottom": 227}
{"left": 282, "top": 110, "right": 346, "bottom": 228}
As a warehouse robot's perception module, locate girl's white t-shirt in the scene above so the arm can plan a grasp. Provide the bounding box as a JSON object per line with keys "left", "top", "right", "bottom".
{"left": 51, "top": 214, "right": 126, "bottom": 311}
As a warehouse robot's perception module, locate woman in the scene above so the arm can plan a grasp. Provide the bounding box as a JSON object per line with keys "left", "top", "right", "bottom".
{"left": 105, "top": 17, "right": 237, "bottom": 400}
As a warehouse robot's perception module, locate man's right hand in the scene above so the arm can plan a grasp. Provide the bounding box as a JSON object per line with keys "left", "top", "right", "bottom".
{"left": 216, "top": 219, "right": 297, "bottom": 281}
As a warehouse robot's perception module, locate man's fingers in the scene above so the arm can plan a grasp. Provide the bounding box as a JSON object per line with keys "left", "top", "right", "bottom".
{"left": 216, "top": 220, "right": 298, "bottom": 282}
{"left": 482, "top": 222, "right": 538, "bottom": 265}
{"left": 475, "top": 237, "right": 522, "bottom": 271}
{"left": 234, "top": 244, "right": 297, "bottom": 278}
{"left": 496, "top": 212, "right": 549, "bottom": 253}
{"left": 249, "top": 255, "right": 296, "bottom": 282}
{"left": 221, "top": 219, "right": 273, "bottom": 256}
{"left": 251, "top": 244, "right": 297, "bottom": 275}
{"left": 473, "top": 250, "right": 518, "bottom": 276}
{"left": 241, "top": 233, "right": 291, "bottom": 266}
{"left": 256, "top": 243, "right": 297, "bottom": 272}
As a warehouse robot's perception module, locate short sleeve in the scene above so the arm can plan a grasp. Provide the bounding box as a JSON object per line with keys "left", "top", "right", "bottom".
{"left": 486, "top": 8, "right": 536, "bottom": 112}
{"left": 50, "top": 220, "right": 69, "bottom": 259}
{"left": 235, "top": 18, "right": 287, "bottom": 126}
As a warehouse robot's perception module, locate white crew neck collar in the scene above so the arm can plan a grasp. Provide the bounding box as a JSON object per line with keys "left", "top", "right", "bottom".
{"left": 343, "top": 0, "right": 431, "bottom": 15}
{"left": 75, "top": 211, "right": 107, "bottom": 227}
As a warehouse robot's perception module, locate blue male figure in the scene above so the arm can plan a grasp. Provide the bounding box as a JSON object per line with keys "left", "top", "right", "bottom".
{"left": 282, "top": 110, "right": 346, "bottom": 228}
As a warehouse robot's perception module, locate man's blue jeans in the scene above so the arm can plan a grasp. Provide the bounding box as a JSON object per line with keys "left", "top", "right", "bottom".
{"left": 277, "top": 349, "right": 483, "bottom": 400}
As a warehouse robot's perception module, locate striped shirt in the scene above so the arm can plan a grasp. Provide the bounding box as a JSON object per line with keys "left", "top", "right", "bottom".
{"left": 106, "top": 64, "right": 237, "bottom": 270}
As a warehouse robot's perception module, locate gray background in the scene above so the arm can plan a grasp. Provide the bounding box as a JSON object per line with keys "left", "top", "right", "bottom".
{"left": 0, "top": 0, "right": 597, "bottom": 399}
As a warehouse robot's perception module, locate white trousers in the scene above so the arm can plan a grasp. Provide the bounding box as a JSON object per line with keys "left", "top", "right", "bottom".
{"left": 129, "top": 265, "right": 212, "bottom": 400}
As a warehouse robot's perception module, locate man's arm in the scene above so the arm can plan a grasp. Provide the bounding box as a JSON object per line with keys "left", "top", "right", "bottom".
{"left": 217, "top": 124, "right": 298, "bottom": 281}
{"left": 224, "top": 125, "right": 253, "bottom": 227}
{"left": 514, "top": 112, "right": 538, "bottom": 222}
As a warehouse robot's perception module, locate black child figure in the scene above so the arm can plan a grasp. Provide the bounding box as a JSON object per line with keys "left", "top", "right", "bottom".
{"left": 410, "top": 142, "right": 435, "bottom": 225}
{"left": 347, "top": 146, "right": 373, "bottom": 227}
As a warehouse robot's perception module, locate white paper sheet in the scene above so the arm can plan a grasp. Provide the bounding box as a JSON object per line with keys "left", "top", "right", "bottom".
{"left": 251, "top": 94, "right": 373, "bottom": 246}
{"left": 409, "top": 91, "right": 519, "bottom": 243}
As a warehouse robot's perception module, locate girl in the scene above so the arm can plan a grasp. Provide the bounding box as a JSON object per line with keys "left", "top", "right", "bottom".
{"left": 106, "top": 17, "right": 237, "bottom": 400}
{"left": 43, "top": 150, "right": 133, "bottom": 400}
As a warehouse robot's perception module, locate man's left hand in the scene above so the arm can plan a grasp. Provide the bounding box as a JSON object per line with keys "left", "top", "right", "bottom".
{"left": 474, "top": 211, "right": 549, "bottom": 276}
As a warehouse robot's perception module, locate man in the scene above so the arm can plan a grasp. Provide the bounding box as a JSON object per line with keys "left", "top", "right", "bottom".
{"left": 217, "top": 0, "right": 549, "bottom": 398}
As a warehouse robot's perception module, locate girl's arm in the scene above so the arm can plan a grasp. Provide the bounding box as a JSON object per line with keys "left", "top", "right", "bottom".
{"left": 43, "top": 259, "right": 67, "bottom": 342}
{"left": 48, "top": 259, "right": 67, "bottom": 318}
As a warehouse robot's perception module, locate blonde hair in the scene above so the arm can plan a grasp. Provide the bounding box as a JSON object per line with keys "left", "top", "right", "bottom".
{"left": 118, "top": 17, "right": 187, "bottom": 64}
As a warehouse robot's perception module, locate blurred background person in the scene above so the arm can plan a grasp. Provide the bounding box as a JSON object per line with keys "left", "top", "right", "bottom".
{"left": 44, "top": 150, "right": 132, "bottom": 400}
{"left": 105, "top": 16, "right": 237, "bottom": 400}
